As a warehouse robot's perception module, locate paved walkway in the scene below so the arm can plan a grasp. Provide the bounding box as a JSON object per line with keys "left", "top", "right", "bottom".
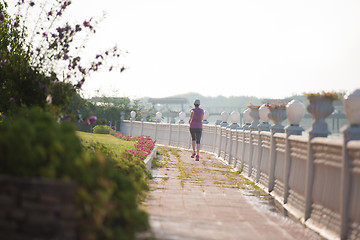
{"left": 140, "top": 147, "right": 321, "bottom": 240}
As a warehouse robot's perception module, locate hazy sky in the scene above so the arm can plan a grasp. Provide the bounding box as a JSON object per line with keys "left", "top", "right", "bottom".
{"left": 10, "top": 0, "right": 360, "bottom": 99}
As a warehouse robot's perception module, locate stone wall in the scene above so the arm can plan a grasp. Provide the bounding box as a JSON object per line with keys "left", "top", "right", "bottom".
{"left": 0, "top": 175, "right": 77, "bottom": 240}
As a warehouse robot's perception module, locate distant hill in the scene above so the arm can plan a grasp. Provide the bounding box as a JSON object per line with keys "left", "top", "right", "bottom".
{"left": 170, "top": 92, "right": 262, "bottom": 112}
{"left": 140, "top": 92, "right": 343, "bottom": 114}
{"left": 141, "top": 92, "right": 262, "bottom": 113}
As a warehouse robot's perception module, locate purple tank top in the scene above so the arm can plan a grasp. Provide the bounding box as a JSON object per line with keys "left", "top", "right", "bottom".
{"left": 190, "top": 108, "right": 204, "bottom": 129}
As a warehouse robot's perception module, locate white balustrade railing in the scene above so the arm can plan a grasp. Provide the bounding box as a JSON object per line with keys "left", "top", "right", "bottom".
{"left": 119, "top": 89, "right": 360, "bottom": 240}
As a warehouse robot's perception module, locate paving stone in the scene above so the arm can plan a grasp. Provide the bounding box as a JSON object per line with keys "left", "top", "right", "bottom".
{"left": 142, "top": 148, "right": 322, "bottom": 240}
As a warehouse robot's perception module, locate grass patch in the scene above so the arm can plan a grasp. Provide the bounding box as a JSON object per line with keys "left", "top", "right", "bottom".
{"left": 161, "top": 176, "right": 170, "bottom": 181}
{"left": 151, "top": 157, "right": 165, "bottom": 169}
{"left": 77, "top": 131, "right": 134, "bottom": 155}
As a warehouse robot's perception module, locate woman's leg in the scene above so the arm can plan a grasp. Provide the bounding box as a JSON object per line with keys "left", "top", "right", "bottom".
{"left": 190, "top": 128, "right": 196, "bottom": 157}
{"left": 195, "top": 129, "right": 202, "bottom": 158}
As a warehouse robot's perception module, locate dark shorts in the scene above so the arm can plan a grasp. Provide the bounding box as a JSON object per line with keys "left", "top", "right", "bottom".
{"left": 190, "top": 128, "right": 202, "bottom": 144}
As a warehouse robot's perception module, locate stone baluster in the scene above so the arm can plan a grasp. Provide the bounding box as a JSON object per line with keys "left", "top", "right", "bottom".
{"left": 242, "top": 108, "right": 252, "bottom": 130}
{"left": 140, "top": 111, "right": 147, "bottom": 135}
{"left": 230, "top": 111, "right": 240, "bottom": 129}
{"left": 255, "top": 104, "right": 270, "bottom": 182}
{"left": 268, "top": 105, "right": 287, "bottom": 192}
{"left": 283, "top": 100, "right": 305, "bottom": 204}
{"left": 285, "top": 100, "right": 305, "bottom": 136}
{"left": 340, "top": 89, "right": 360, "bottom": 240}
{"left": 154, "top": 112, "right": 162, "bottom": 141}
{"left": 203, "top": 110, "right": 209, "bottom": 124}
{"left": 177, "top": 112, "right": 186, "bottom": 146}
{"left": 258, "top": 104, "right": 271, "bottom": 132}
{"left": 130, "top": 110, "right": 136, "bottom": 121}
{"left": 218, "top": 112, "right": 229, "bottom": 157}
{"left": 130, "top": 111, "right": 136, "bottom": 136}
{"left": 248, "top": 107, "right": 260, "bottom": 177}
{"left": 241, "top": 108, "right": 252, "bottom": 170}
{"left": 228, "top": 111, "right": 240, "bottom": 165}
{"left": 305, "top": 95, "right": 335, "bottom": 220}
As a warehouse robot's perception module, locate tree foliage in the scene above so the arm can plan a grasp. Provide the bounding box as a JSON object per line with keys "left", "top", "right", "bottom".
{"left": 0, "top": 0, "right": 123, "bottom": 117}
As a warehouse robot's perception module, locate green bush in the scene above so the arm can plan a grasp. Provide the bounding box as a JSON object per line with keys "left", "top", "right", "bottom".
{"left": 0, "top": 107, "right": 149, "bottom": 240}
{"left": 93, "top": 125, "right": 112, "bottom": 134}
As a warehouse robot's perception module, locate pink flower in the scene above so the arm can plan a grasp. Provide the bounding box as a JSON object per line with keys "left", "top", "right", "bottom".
{"left": 83, "top": 20, "right": 90, "bottom": 27}
{"left": 75, "top": 24, "right": 81, "bottom": 32}
{"left": 87, "top": 116, "right": 97, "bottom": 125}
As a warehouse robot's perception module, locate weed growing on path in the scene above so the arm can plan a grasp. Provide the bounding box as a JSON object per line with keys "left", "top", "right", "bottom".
{"left": 158, "top": 146, "right": 188, "bottom": 188}
{"left": 177, "top": 157, "right": 188, "bottom": 188}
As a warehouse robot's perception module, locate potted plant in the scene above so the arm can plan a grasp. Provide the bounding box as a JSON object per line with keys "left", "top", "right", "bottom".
{"left": 247, "top": 103, "right": 260, "bottom": 130}
{"left": 169, "top": 110, "right": 178, "bottom": 124}
{"left": 266, "top": 102, "right": 287, "bottom": 133}
{"left": 304, "top": 91, "right": 342, "bottom": 137}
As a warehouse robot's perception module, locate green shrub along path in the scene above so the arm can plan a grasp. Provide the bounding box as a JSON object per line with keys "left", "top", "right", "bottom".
{"left": 0, "top": 107, "right": 151, "bottom": 240}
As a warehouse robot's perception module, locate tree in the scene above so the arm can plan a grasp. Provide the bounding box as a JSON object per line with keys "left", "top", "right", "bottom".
{"left": 0, "top": 0, "right": 123, "bottom": 117}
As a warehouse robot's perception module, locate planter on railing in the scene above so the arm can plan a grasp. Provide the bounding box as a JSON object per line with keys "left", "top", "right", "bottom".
{"left": 268, "top": 106, "right": 287, "bottom": 133}
{"left": 169, "top": 111, "right": 178, "bottom": 124}
{"left": 249, "top": 107, "right": 260, "bottom": 131}
{"left": 141, "top": 111, "right": 148, "bottom": 122}
{"left": 307, "top": 95, "right": 335, "bottom": 138}
{"left": 156, "top": 112, "right": 162, "bottom": 123}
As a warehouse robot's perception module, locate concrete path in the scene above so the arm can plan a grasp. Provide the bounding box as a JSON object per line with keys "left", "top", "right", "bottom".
{"left": 140, "top": 147, "right": 321, "bottom": 240}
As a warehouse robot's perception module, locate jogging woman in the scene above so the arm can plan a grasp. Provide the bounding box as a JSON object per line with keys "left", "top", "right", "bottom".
{"left": 189, "top": 99, "right": 204, "bottom": 161}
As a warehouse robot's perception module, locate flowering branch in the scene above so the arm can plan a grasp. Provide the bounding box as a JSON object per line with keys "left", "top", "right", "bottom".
{"left": 9, "top": 0, "right": 125, "bottom": 89}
